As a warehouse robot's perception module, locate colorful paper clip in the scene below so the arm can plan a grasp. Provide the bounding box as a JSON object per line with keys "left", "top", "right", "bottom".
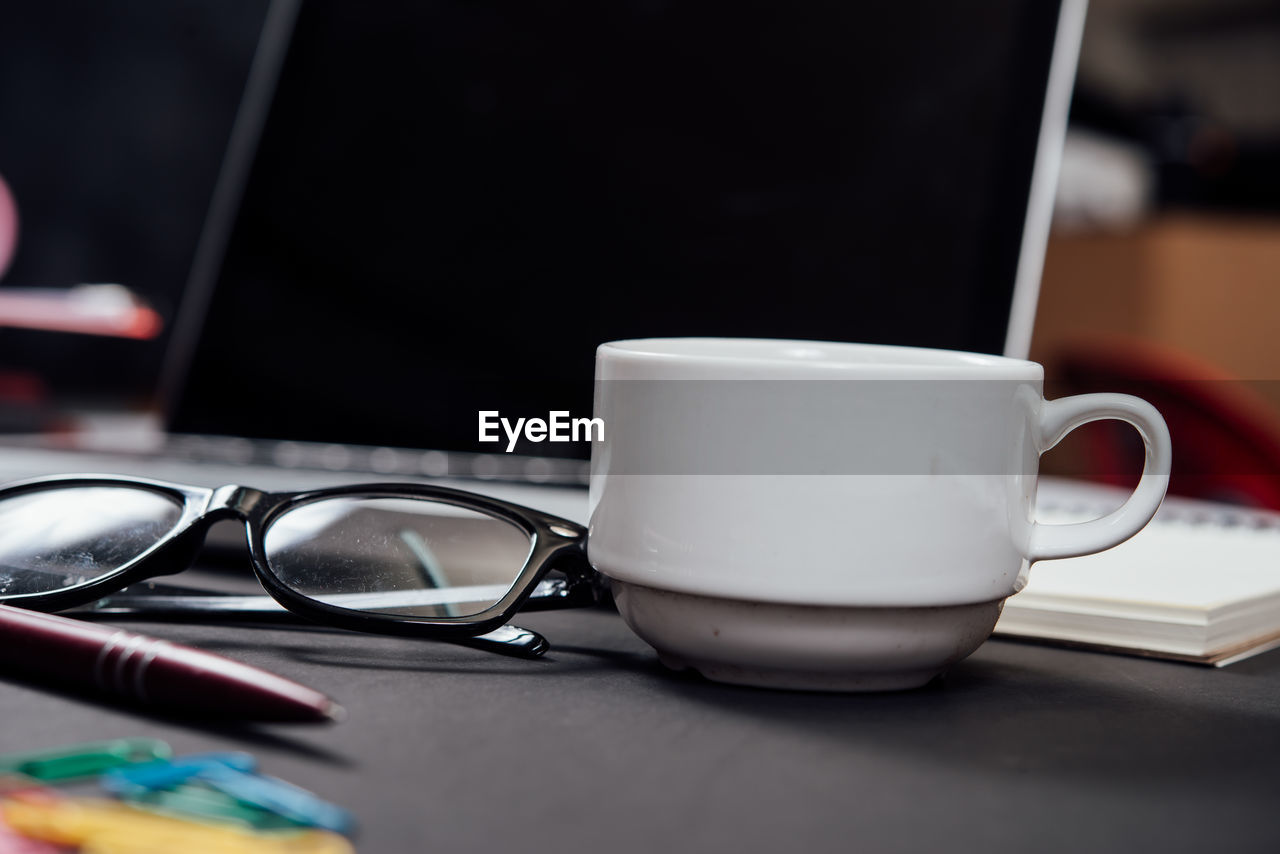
{"left": 0, "top": 812, "right": 63, "bottom": 854}
{"left": 100, "top": 752, "right": 258, "bottom": 794}
{"left": 196, "top": 766, "right": 354, "bottom": 835}
{"left": 102, "top": 752, "right": 298, "bottom": 831}
{"left": 0, "top": 739, "right": 171, "bottom": 783}
{"left": 0, "top": 775, "right": 56, "bottom": 804}
{"left": 125, "top": 782, "right": 300, "bottom": 832}
{"left": 101, "top": 752, "right": 353, "bottom": 835}
{"left": 0, "top": 798, "right": 353, "bottom": 854}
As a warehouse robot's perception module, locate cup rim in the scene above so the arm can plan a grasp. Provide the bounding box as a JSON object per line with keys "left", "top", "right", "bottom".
{"left": 597, "top": 337, "right": 1042, "bottom": 377}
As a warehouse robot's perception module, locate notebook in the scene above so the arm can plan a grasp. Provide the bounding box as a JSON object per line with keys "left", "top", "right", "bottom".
{"left": 999, "top": 479, "right": 1280, "bottom": 666}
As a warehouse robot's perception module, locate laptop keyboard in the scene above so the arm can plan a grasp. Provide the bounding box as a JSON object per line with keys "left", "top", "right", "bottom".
{"left": 0, "top": 436, "right": 591, "bottom": 523}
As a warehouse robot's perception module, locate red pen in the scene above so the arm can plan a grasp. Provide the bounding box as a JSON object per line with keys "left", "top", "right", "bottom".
{"left": 0, "top": 604, "right": 343, "bottom": 724}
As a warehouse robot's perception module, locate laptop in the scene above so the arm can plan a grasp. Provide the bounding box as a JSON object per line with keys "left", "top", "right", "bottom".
{"left": 0, "top": 0, "right": 1087, "bottom": 525}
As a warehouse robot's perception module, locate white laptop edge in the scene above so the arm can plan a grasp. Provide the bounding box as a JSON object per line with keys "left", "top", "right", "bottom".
{"left": 1004, "top": 0, "right": 1087, "bottom": 359}
{"left": 157, "top": 0, "right": 303, "bottom": 415}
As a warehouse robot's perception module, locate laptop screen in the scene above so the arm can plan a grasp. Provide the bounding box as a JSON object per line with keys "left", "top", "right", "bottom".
{"left": 166, "top": 0, "right": 1071, "bottom": 459}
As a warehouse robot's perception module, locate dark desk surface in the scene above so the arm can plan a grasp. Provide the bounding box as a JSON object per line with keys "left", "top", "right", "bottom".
{"left": 3, "top": 605, "right": 1279, "bottom": 854}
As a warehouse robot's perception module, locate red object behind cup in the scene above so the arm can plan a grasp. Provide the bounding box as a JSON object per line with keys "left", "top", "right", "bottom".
{"left": 0, "top": 174, "right": 17, "bottom": 278}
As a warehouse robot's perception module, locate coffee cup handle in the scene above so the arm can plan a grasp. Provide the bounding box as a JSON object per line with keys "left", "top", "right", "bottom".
{"left": 1029, "top": 393, "right": 1172, "bottom": 562}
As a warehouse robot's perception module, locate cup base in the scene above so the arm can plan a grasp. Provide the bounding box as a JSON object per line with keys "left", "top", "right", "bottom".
{"left": 610, "top": 579, "right": 1004, "bottom": 692}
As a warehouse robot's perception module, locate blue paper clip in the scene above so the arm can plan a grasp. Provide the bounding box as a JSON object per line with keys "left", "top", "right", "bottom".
{"left": 196, "top": 765, "right": 354, "bottom": 835}
{"left": 100, "top": 752, "right": 256, "bottom": 795}
{"left": 100, "top": 753, "right": 353, "bottom": 835}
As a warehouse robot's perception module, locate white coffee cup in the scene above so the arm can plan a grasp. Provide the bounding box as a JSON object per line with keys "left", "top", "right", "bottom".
{"left": 588, "top": 338, "right": 1172, "bottom": 691}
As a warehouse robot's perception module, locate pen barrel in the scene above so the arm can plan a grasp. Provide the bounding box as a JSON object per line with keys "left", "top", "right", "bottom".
{"left": 0, "top": 605, "right": 338, "bottom": 723}
{"left": 138, "top": 642, "right": 340, "bottom": 723}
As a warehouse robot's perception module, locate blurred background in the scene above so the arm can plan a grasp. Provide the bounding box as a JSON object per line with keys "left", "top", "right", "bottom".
{"left": 0, "top": 1, "right": 266, "bottom": 422}
{"left": 1029, "top": 0, "right": 1280, "bottom": 505}
{"left": 1, "top": 0, "right": 1278, "bottom": 503}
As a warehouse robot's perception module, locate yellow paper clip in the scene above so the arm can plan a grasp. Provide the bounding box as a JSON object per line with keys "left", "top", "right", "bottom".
{"left": 0, "top": 798, "right": 352, "bottom": 854}
{"left": 1, "top": 810, "right": 63, "bottom": 854}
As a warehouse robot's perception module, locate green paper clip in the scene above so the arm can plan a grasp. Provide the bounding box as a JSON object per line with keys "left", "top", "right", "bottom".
{"left": 0, "top": 738, "right": 171, "bottom": 783}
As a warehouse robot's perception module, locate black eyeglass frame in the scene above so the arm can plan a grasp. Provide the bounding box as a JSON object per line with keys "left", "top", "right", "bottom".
{"left": 0, "top": 474, "right": 597, "bottom": 639}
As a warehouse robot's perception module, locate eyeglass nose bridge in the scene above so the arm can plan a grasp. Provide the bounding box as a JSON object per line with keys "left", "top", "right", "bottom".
{"left": 207, "top": 485, "right": 268, "bottom": 519}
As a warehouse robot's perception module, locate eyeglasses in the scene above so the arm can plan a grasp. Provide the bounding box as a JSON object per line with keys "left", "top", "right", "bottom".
{"left": 0, "top": 474, "right": 598, "bottom": 656}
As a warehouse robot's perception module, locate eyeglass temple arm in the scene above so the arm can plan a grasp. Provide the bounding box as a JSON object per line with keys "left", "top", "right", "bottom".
{"left": 71, "top": 584, "right": 550, "bottom": 659}
{"left": 517, "top": 547, "right": 605, "bottom": 613}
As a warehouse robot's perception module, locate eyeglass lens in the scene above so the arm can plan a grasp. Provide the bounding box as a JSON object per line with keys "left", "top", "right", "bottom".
{"left": 261, "top": 496, "right": 534, "bottom": 619}
{"left": 0, "top": 485, "right": 536, "bottom": 619}
{"left": 0, "top": 487, "right": 184, "bottom": 596}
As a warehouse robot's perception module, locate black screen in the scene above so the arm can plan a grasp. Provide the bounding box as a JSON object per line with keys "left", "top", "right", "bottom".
{"left": 169, "top": 0, "right": 1062, "bottom": 456}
